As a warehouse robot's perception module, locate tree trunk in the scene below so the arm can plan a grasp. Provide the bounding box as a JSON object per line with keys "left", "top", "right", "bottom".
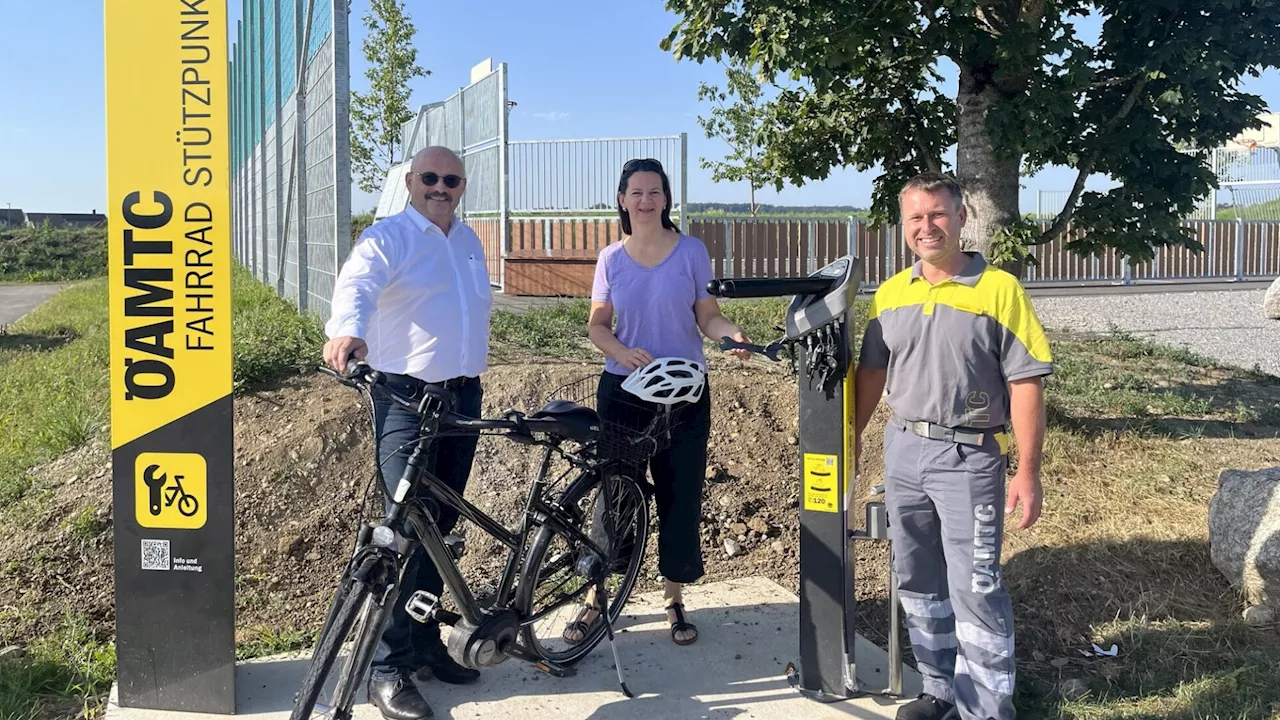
{"left": 954, "top": 66, "right": 1021, "bottom": 261}
{"left": 750, "top": 183, "right": 757, "bottom": 216}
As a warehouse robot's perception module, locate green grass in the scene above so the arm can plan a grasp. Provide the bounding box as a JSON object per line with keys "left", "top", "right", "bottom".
{"left": 0, "top": 265, "right": 329, "bottom": 719}
{"left": 0, "top": 614, "right": 115, "bottom": 720}
{"left": 0, "top": 227, "right": 107, "bottom": 282}
{"left": 0, "top": 280, "right": 110, "bottom": 506}
{"left": 231, "top": 263, "right": 326, "bottom": 391}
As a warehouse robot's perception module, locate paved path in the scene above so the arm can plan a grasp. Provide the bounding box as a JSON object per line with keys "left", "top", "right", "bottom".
{"left": 109, "top": 577, "right": 920, "bottom": 720}
{"left": 0, "top": 283, "right": 67, "bottom": 326}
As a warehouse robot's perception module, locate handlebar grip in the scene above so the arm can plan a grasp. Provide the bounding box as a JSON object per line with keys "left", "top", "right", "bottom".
{"left": 707, "top": 277, "right": 837, "bottom": 299}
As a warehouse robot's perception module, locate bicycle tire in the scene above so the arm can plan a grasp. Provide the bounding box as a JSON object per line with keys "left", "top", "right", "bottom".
{"left": 289, "top": 578, "right": 375, "bottom": 720}
{"left": 514, "top": 470, "right": 649, "bottom": 666}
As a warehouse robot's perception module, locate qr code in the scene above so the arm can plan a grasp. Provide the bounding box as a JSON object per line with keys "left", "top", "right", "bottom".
{"left": 141, "top": 539, "right": 171, "bottom": 571}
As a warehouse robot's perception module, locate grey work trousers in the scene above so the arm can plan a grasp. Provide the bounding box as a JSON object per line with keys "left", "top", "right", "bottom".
{"left": 883, "top": 415, "right": 1017, "bottom": 720}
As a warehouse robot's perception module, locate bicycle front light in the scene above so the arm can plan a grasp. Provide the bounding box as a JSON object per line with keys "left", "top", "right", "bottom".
{"left": 371, "top": 525, "right": 396, "bottom": 548}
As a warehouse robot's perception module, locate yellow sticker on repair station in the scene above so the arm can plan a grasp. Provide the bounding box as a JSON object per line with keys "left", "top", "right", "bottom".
{"left": 803, "top": 453, "right": 839, "bottom": 513}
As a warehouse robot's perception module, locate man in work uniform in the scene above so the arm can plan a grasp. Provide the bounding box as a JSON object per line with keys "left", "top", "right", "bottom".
{"left": 855, "top": 172, "right": 1052, "bottom": 720}
{"left": 324, "top": 145, "right": 493, "bottom": 720}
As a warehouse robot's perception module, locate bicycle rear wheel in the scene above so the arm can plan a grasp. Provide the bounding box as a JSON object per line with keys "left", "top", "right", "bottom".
{"left": 514, "top": 469, "right": 649, "bottom": 665}
{"left": 290, "top": 554, "right": 396, "bottom": 720}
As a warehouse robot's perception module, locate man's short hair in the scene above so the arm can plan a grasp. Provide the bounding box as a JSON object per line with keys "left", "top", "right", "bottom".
{"left": 899, "top": 172, "right": 964, "bottom": 210}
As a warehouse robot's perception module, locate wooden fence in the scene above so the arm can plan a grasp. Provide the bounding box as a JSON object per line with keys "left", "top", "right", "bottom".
{"left": 483, "top": 216, "right": 1280, "bottom": 296}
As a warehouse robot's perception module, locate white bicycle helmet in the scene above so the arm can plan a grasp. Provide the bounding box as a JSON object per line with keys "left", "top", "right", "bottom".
{"left": 621, "top": 357, "right": 706, "bottom": 405}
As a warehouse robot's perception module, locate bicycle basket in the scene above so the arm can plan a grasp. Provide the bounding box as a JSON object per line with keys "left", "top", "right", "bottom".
{"left": 547, "top": 374, "right": 704, "bottom": 466}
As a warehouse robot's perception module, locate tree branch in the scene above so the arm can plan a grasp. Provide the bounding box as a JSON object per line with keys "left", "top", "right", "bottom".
{"left": 1036, "top": 73, "right": 1150, "bottom": 245}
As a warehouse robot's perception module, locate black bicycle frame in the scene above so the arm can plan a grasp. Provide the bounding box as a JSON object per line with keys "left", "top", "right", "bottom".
{"left": 383, "top": 423, "right": 613, "bottom": 629}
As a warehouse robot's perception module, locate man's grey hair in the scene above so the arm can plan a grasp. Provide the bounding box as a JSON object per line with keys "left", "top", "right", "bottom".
{"left": 899, "top": 171, "right": 964, "bottom": 210}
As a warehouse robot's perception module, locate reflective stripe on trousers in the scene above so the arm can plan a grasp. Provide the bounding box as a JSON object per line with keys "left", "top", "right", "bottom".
{"left": 884, "top": 416, "right": 1017, "bottom": 720}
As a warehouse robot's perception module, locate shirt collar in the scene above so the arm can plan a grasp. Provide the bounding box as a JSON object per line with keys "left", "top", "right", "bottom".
{"left": 910, "top": 251, "right": 986, "bottom": 287}
{"left": 404, "top": 204, "right": 457, "bottom": 237}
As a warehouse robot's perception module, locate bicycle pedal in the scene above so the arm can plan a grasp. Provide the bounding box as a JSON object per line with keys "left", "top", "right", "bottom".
{"left": 405, "top": 591, "right": 440, "bottom": 624}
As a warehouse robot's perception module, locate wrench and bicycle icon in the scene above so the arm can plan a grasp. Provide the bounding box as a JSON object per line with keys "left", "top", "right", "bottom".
{"left": 142, "top": 464, "right": 200, "bottom": 518}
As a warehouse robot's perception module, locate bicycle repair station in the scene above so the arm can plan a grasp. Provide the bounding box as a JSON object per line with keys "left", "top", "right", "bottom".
{"left": 103, "top": 4, "right": 920, "bottom": 718}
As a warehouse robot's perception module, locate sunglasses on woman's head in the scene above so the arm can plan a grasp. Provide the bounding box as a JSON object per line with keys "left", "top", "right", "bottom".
{"left": 417, "top": 172, "right": 463, "bottom": 189}
{"left": 623, "top": 158, "right": 664, "bottom": 172}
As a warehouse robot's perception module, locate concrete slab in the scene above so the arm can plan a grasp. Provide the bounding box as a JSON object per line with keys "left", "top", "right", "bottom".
{"left": 108, "top": 576, "right": 920, "bottom": 720}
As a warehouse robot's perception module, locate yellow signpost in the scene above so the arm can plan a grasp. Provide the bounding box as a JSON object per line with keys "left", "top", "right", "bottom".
{"left": 105, "top": 0, "right": 235, "bottom": 711}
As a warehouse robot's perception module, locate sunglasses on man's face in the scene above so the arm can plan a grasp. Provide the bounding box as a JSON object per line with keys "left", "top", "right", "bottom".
{"left": 417, "top": 172, "right": 463, "bottom": 189}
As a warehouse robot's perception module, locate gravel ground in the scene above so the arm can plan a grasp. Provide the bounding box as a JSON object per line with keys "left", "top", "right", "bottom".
{"left": 1030, "top": 288, "right": 1280, "bottom": 377}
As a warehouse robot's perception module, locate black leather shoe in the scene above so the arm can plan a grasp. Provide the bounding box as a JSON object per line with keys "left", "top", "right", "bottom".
{"left": 416, "top": 644, "right": 481, "bottom": 685}
{"left": 896, "top": 693, "right": 959, "bottom": 720}
{"left": 367, "top": 677, "right": 434, "bottom": 720}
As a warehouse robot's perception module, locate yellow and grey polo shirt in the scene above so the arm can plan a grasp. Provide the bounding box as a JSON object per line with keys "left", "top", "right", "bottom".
{"left": 858, "top": 252, "right": 1053, "bottom": 430}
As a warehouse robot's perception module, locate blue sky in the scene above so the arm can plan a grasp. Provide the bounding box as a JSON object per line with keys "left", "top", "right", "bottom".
{"left": 1, "top": 2, "right": 1277, "bottom": 216}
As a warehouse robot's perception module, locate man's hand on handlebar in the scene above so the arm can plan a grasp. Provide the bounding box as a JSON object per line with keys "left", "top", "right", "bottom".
{"left": 324, "top": 336, "right": 368, "bottom": 373}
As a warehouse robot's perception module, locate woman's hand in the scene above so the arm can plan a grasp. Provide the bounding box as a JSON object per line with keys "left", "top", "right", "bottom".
{"left": 724, "top": 330, "right": 752, "bottom": 361}
{"left": 613, "top": 346, "right": 654, "bottom": 371}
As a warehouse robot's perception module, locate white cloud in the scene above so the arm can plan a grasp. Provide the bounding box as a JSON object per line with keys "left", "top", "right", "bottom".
{"left": 529, "top": 111, "right": 571, "bottom": 122}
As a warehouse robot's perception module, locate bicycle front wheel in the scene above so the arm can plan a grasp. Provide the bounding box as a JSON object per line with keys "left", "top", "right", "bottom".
{"left": 290, "top": 555, "right": 394, "bottom": 720}
{"left": 515, "top": 470, "right": 649, "bottom": 666}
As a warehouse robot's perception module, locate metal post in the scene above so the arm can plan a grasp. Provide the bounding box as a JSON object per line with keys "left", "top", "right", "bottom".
{"left": 273, "top": 0, "right": 284, "bottom": 293}
{"left": 680, "top": 132, "right": 689, "bottom": 225}
{"left": 333, "top": 0, "right": 352, "bottom": 278}
{"left": 499, "top": 62, "right": 510, "bottom": 291}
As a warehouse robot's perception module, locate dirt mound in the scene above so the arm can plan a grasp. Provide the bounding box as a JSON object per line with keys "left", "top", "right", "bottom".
{"left": 0, "top": 355, "right": 901, "bottom": 656}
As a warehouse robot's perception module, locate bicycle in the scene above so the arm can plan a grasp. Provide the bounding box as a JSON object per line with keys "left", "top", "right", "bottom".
{"left": 290, "top": 362, "right": 677, "bottom": 720}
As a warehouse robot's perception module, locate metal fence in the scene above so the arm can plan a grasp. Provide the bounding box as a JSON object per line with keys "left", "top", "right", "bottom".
{"left": 507, "top": 135, "right": 688, "bottom": 215}
{"left": 230, "top": 0, "right": 350, "bottom": 319}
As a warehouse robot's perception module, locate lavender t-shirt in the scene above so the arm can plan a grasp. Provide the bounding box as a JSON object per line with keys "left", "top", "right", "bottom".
{"left": 591, "top": 235, "right": 714, "bottom": 376}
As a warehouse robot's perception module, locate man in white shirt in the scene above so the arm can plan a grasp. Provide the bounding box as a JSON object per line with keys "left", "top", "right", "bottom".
{"left": 324, "top": 145, "right": 492, "bottom": 720}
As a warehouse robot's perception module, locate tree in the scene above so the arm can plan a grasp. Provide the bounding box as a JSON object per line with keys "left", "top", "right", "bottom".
{"left": 661, "top": 1, "right": 1280, "bottom": 265}
{"left": 696, "top": 62, "right": 780, "bottom": 216}
{"left": 349, "top": 0, "right": 428, "bottom": 195}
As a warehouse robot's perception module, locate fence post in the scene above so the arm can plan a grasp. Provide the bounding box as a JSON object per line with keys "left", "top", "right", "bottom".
{"left": 883, "top": 221, "right": 894, "bottom": 284}
{"left": 1121, "top": 255, "right": 1132, "bottom": 285}
{"left": 1236, "top": 218, "right": 1245, "bottom": 281}
{"left": 679, "top": 133, "right": 689, "bottom": 224}
{"left": 499, "top": 62, "right": 510, "bottom": 291}
{"left": 808, "top": 220, "right": 817, "bottom": 274}
{"left": 726, "top": 219, "right": 735, "bottom": 276}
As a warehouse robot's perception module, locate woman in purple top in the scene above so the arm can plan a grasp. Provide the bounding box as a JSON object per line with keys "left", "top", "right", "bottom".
{"left": 576, "top": 157, "right": 751, "bottom": 647}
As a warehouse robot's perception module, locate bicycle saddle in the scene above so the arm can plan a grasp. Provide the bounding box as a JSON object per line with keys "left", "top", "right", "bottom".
{"left": 528, "top": 400, "right": 601, "bottom": 443}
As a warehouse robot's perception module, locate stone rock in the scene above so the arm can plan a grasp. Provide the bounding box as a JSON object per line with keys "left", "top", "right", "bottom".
{"left": 1059, "top": 678, "right": 1089, "bottom": 701}
{"left": 1208, "top": 466, "right": 1280, "bottom": 607}
{"left": 1243, "top": 604, "right": 1275, "bottom": 626}
{"left": 747, "top": 517, "right": 771, "bottom": 535}
{"left": 724, "top": 539, "right": 743, "bottom": 557}
{"left": 1265, "top": 277, "right": 1280, "bottom": 320}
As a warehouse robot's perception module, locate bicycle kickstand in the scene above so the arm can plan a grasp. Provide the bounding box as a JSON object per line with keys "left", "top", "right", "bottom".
{"left": 594, "top": 579, "right": 634, "bottom": 699}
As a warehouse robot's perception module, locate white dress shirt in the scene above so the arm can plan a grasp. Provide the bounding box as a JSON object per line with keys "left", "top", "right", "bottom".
{"left": 325, "top": 205, "right": 493, "bottom": 383}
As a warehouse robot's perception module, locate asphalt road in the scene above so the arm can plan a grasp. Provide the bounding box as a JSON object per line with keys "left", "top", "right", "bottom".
{"left": 0, "top": 283, "right": 67, "bottom": 326}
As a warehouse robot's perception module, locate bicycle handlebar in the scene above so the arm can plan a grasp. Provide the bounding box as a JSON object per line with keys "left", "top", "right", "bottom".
{"left": 317, "top": 362, "right": 562, "bottom": 436}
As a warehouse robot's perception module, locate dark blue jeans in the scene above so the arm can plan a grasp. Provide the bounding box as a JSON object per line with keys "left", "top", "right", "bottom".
{"left": 369, "top": 373, "right": 483, "bottom": 682}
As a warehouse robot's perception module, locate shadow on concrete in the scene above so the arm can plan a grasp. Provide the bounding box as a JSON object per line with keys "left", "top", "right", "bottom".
{"left": 230, "top": 599, "right": 913, "bottom": 720}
